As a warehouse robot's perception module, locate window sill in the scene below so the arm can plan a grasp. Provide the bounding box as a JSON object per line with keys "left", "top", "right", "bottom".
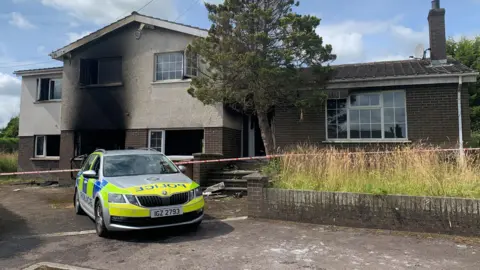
{"left": 151, "top": 79, "right": 192, "bottom": 85}
{"left": 80, "top": 82, "right": 123, "bottom": 88}
{"left": 34, "top": 100, "right": 61, "bottom": 104}
{"left": 323, "top": 140, "right": 411, "bottom": 144}
{"left": 30, "top": 157, "right": 60, "bottom": 161}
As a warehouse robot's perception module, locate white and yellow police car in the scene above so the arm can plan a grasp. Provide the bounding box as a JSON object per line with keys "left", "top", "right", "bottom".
{"left": 74, "top": 149, "right": 204, "bottom": 237}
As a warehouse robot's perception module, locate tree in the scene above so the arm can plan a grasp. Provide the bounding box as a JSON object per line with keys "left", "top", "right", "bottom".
{"left": 187, "top": 0, "right": 335, "bottom": 154}
{"left": 446, "top": 36, "right": 480, "bottom": 131}
{"left": 0, "top": 116, "right": 19, "bottom": 138}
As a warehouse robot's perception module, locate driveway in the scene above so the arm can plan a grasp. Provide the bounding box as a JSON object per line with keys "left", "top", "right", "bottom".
{"left": 1, "top": 185, "right": 479, "bottom": 270}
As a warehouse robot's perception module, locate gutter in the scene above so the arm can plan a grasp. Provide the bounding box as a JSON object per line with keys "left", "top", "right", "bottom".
{"left": 328, "top": 72, "right": 479, "bottom": 84}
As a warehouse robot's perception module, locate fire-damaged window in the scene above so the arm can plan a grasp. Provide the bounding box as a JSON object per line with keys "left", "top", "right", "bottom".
{"left": 37, "top": 78, "right": 62, "bottom": 101}
{"left": 155, "top": 50, "right": 198, "bottom": 81}
{"left": 80, "top": 57, "right": 122, "bottom": 86}
{"left": 34, "top": 135, "right": 60, "bottom": 157}
{"left": 326, "top": 90, "right": 407, "bottom": 141}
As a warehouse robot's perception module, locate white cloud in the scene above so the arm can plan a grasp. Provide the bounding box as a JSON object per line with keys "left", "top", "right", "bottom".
{"left": 66, "top": 31, "right": 93, "bottom": 43}
{"left": 202, "top": 0, "right": 224, "bottom": 4}
{"left": 317, "top": 17, "right": 428, "bottom": 64}
{"left": 40, "top": 0, "right": 178, "bottom": 25}
{"left": 8, "top": 12, "right": 36, "bottom": 29}
{"left": 0, "top": 73, "right": 21, "bottom": 128}
{"left": 369, "top": 55, "right": 409, "bottom": 62}
{"left": 0, "top": 96, "right": 20, "bottom": 129}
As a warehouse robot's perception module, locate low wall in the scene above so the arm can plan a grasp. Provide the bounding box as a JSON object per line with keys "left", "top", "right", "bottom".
{"left": 245, "top": 173, "right": 480, "bottom": 236}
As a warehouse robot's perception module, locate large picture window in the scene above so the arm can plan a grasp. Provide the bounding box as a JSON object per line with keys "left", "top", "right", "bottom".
{"left": 327, "top": 91, "right": 407, "bottom": 141}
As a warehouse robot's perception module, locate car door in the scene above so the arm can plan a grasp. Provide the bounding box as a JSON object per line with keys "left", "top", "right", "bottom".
{"left": 83, "top": 154, "right": 100, "bottom": 213}
{"left": 77, "top": 154, "right": 97, "bottom": 212}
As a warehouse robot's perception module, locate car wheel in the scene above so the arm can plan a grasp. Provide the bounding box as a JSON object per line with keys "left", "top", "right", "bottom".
{"left": 95, "top": 200, "right": 109, "bottom": 238}
{"left": 74, "top": 189, "right": 85, "bottom": 215}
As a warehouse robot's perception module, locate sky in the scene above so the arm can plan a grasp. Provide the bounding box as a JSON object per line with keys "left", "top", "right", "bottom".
{"left": 0, "top": 0, "right": 479, "bottom": 128}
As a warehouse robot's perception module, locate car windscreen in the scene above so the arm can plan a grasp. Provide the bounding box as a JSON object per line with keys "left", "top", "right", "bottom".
{"left": 103, "top": 154, "right": 179, "bottom": 177}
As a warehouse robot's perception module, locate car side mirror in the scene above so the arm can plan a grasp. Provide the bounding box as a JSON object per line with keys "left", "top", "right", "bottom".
{"left": 178, "top": 165, "right": 187, "bottom": 174}
{"left": 83, "top": 170, "right": 97, "bottom": 178}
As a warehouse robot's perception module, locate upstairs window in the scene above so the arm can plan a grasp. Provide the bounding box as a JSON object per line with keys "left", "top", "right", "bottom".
{"left": 80, "top": 57, "right": 122, "bottom": 86}
{"left": 155, "top": 50, "right": 198, "bottom": 81}
{"left": 327, "top": 90, "right": 407, "bottom": 141}
{"left": 37, "top": 78, "right": 62, "bottom": 101}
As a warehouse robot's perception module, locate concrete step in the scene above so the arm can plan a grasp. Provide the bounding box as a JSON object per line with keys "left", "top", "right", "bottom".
{"left": 210, "top": 170, "right": 257, "bottom": 177}
{"left": 208, "top": 179, "right": 247, "bottom": 183}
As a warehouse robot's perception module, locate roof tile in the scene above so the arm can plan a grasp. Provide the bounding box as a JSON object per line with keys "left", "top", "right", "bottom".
{"left": 330, "top": 58, "right": 477, "bottom": 80}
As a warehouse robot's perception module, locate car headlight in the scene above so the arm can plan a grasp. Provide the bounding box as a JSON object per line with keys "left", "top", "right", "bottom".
{"left": 125, "top": 194, "right": 139, "bottom": 206}
{"left": 108, "top": 193, "right": 140, "bottom": 205}
{"left": 190, "top": 187, "right": 203, "bottom": 200}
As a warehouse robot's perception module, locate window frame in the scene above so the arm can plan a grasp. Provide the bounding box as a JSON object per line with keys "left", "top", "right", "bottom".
{"left": 325, "top": 90, "right": 408, "bottom": 142}
{"left": 148, "top": 130, "right": 166, "bottom": 153}
{"left": 79, "top": 57, "right": 123, "bottom": 86}
{"left": 34, "top": 135, "right": 46, "bottom": 157}
{"left": 154, "top": 51, "right": 185, "bottom": 82}
{"left": 36, "top": 77, "right": 62, "bottom": 101}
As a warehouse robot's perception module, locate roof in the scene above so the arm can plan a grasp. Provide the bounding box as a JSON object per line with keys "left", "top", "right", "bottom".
{"left": 50, "top": 12, "right": 208, "bottom": 60}
{"left": 330, "top": 58, "right": 478, "bottom": 82}
{"left": 13, "top": 66, "right": 63, "bottom": 76}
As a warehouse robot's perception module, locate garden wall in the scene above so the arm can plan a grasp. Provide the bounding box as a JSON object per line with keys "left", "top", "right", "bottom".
{"left": 245, "top": 173, "right": 480, "bottom": 236}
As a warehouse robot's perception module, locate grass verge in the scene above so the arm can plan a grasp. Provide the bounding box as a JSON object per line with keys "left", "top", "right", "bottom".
{"left": 0, "top": 152, "right": 18, "bottom": 182}
{"left": 264, "top": 145, "right": 480, "bottom": 198}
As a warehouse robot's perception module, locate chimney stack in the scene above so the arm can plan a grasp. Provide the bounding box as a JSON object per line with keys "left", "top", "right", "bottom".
{"left": 428, "top": 0, "right": 447, "bottom": 65}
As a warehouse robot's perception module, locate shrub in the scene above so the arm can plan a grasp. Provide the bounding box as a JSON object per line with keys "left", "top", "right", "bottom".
{"left": 267, "top": 145, "right": 480, "bottom": 198}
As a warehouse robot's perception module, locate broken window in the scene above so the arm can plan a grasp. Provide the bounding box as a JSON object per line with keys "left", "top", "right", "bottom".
{"left": 34, "top": 135, "right": 60, "bottom": 157}
{"left": 80, "top": 57, "right": 122, "bottom": 86}
{"left": 37, "top": 78, "right": 62, "bottom": 101}
{"left": 155, "top": 50, "right": 198, "bottom": 81}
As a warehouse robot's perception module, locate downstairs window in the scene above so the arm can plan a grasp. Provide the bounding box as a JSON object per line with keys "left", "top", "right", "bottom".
{"left": 326, "top": 91, "right": 407, "bottom": 141}
{"left": 35, "top": 135, "right": 61, "bottom": 157}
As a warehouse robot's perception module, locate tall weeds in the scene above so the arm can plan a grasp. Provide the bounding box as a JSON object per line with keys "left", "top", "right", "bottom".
{"left": 0, "top": 152, "right": 18, "bottom": 174}
{"left": 267, "top": 145, "right": 480, "bottom": 198}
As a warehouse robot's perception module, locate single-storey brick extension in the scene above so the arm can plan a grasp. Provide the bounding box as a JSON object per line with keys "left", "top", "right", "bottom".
{"left": 13, "top": 0, "right": 478, "bottom": 179}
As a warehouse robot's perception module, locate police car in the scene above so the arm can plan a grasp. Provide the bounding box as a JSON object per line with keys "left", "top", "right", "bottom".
{"left": 73, "top": 149, "right": 204, "bottom": 237}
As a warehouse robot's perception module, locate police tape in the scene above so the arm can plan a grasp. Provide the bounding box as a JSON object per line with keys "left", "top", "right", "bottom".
{"left": 2, "top": 147, "right": 480, "bottom": 176}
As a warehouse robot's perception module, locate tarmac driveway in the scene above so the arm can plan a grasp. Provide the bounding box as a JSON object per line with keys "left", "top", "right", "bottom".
{"left": 1, "top": 185, "right": 480, "bottom": 270}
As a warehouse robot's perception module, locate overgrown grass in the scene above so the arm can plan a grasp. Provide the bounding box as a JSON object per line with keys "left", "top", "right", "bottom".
{"left": 265, "top": 145, "right": 480, "bottom": 198}
{"left": 0, "top": 152, "right": 17, "bottom": 180}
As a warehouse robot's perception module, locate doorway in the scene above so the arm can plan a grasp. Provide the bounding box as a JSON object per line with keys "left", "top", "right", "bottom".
{"left": 242, "top": 115, "right": 265, "bottom": 157}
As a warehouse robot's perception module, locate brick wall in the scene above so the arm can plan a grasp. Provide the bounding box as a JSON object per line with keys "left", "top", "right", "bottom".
{"left": 59, "top": 131, "right": 75, "bottom": 183}
{"left": 204, "top": 127, "right": 241, "bottom": 157}
{"left": 275, "top": 84, "right": 471, "bottom": 150}
{"left": 18, "top": 136, "right": 60, "bottom": 180}
{"left": 125, "top": 129, "right": 148, "bottom": 149}
{"left": 246, "top": 174, "right": 480, "bottom": 236}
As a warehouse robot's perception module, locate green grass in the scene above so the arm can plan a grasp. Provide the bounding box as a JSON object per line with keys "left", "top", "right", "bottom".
{"left": 0, "top": 152, "right": 18, "bottom": 181}
{"left": 264, "top": 145, "right": 480, "bottom": 199}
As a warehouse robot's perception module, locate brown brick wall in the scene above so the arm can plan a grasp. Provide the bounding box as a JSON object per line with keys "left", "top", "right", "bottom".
{"left": 204, "top": 127, "right": 241, "bottom": 157}
{"left": 18, "top": 136, "right": 60, "bottom": 180}
{"left": 275, "top": 84, "right": 471, "bottom": 150}
{"left": 246, "top": 174, "right": 480, "bottom": 236}
{"left": 125, "top": 129, "right": 148, "bottom": 149}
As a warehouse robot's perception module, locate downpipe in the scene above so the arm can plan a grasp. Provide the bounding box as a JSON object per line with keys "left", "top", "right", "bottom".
{"left": 457, "top": 75, "right": 465, "bottom": 166}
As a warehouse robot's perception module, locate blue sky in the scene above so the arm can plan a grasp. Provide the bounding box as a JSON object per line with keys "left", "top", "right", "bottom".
{"left": 0, "top": 0, "right": 479, "bottom": 128}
